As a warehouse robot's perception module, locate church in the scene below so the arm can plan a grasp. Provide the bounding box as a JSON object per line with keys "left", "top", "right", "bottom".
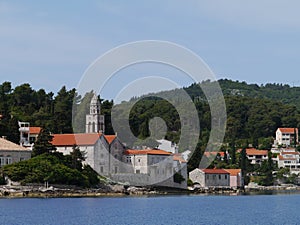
{"left": 49, "top": 93, "right": 186, "bottom": 188}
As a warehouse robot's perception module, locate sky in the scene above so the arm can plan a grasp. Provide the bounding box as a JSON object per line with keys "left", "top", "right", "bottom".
{"left": 1, "top": 0, "right": 300, "bottom": 101}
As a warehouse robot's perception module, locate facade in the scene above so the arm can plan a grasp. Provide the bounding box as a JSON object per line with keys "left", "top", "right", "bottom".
{"left": 224, "top": 169, "right": 242, "bottom": 188}
{"left": 189, "top": 168, "right": 230, "bottom": 187}
{"left": 157, "top": 139, "right": 178, "bottom": 154}
{"left": 173, "top": 154, "right": 187, "bottom": 189}
{"left": 0, "top": 137, "right": 31, "bottom": 167}
{"left": 86, "top": 94, "right": 105, "bottom": 133}
{"left": 243, "top": 148, "right": 268, "bottom": 165}
{"left": 275, "top": 128, "right": 298, "bottom": 146}
{"left": 18, "top": 121, "right": 41, "bottom": 149}
{"left": 274, "top": 151, "right": 300, "bottom": 170}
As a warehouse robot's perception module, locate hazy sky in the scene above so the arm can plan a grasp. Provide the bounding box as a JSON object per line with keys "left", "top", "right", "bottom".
{"left": 1, "top": 1, "right": 300, "bottom": 100}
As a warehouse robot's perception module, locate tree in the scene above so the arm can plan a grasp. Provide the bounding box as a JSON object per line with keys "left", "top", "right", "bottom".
{"left": 70, "top": 145, "right": 86, "bottom": 171}
{"left": 32, "top": 128, "right": 56, "bottom": 157}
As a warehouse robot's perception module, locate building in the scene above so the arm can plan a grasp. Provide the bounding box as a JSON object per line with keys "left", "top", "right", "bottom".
{"left": 274, "top": 151, "right": 300, "bottom": 170}
{"left": 157, "top": 139, "right": 178, "bottom": 154}
{"left": 224, "top": 169, "right": 243, "bottom": 188}
{"left": 240, "top": 148, "right": 268, "bottom": 165}
{"left": 18, "top": 121, "right": 41, "bottom": 149}
{"left": 0, "top": 137, "right": 31, "bottom": 167}
{"left": 275, "top": 128, "right": 298, "bottom": 146}
{"left": 189, "top": 168, "right": 230, "bottom": 187}
{"left": 86, "top": 93, "right": 105, "bottom": 133}
{"left": 173, "top": 154, "right": 187, "bottom": 189}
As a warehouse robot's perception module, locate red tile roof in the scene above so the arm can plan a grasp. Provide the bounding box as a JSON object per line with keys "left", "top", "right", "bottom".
{"left": 278, "top": 128, "right": 298, "bottom": 133}
{"left": 281, "top": 152, "right": 299, "bottom": 155}
{"left": 204, "top": 151, "right": 225, "bottom": 157}
{"left": 245, "top": 148, "right": 268, "bottom": 156}
{"left": 52, "top": 133, "right": 102, "bottom": 146}
{"left": 173, "top": 154, "right": 187, "bottom": 163}
{"left": 278, "top": 155, "right": 296, "bottom": 161}
{"left": 202, "top": 169, "right": 229, "bottom": 174}
{"left": 29, "top": 127, "right": 41, "bottom": 134}
{"left": 224, "top": 169, "right": 241, "bottom": 176}
{"left": 125, "top": 149, "right": 171, "bottom": 156}
{"left": 104, "top": 135, "right": 116, "bottom": 144}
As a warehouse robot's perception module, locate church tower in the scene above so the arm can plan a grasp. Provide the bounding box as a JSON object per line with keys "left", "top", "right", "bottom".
{"left": 86, "top": 93, "right": 105, "bottom": 133}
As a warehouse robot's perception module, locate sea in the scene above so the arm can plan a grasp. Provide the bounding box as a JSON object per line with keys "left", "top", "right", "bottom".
{"left": 0, "top": 193, "right": 299, "bottom": 225}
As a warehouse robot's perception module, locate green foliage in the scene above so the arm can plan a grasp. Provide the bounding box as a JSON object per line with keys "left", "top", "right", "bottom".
{"left": 32, "top": 128, "right": 56, "bottom": 157}
{"left": 173, "top": 172, "right": 185, "bottom": 184}
{"left": 1, "top": 153, "right": 99, "bottom": 187}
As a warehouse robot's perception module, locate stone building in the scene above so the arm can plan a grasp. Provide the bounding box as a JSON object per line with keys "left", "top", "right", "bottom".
{"left": 86, "top": 93, "right": 105, "bottom": 133}
{"left": 189, "top": 168, "right": 230, "bottom": 187}
{"left": 0, "top": 137, "right": 31, "bottom": 167}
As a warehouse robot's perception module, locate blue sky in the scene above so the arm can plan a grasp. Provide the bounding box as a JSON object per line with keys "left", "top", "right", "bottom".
{"left": 1, "top": 1, "right": 300, "bottom": 100}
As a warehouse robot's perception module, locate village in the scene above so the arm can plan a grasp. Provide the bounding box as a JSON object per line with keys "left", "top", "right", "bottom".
{"left": 0, "top": 93, "right": 300, "bottom": 192}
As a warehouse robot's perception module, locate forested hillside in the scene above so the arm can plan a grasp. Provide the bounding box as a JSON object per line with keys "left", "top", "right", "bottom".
{"left": 0, "top": 79, "right": 300, "bottom": 153}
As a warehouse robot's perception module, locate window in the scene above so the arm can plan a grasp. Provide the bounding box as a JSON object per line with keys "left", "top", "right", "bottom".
{"left": 138, "top": 158, "right": 141, "bottom": 162}
{"left": 115, "top": 166, "right": 118, "bottom": 174}
{"left": 206, "top": 175, "right": 209, "bottom": 180}
{"left": 0, "top": 156, "right": 4, "bottom": 166}
{"left": 136, "top": 170, "right": 140, "bottom": 174}
{"left": 219, "top": 175, "right": 221, "bottom": 179}
{"left": 6, "top": 157, "right": 12, "bottom": 165}
{"left": 225, "top": 175, "right": 227, "bottom": 179}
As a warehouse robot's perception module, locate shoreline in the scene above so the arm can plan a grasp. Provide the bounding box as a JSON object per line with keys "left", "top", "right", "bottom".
{"left": 2, "top": 185, "right": 300, "bottom": 198}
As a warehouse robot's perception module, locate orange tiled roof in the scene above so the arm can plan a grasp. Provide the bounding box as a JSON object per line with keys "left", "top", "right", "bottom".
{"left": 282, "top": 152, "right": 299, "bottom": 155}
{"left": 224, "top": 169, "right": 241, "bottom": 176}
{"left": 202, "top": 169, "right": 229, "bottom": 174}
{"left": 52, "top": 133, "right": 102, "bottom": 146}
{"left": 173, "top": 154, "right": 187, "bottom": 163}
{"left": 204, "top": 151, "right": 225, "bottom": 157}
{"left": 125, "top": 149, "right": 172, "bottom": 156}
{"left": 278, "top": 128, "right": 298, "bottom": 133}
{"left": 246, "top": 148, "right": 268, "bottom": 156}
{"left": 278, "top": 155, "right": 296, "bottom": 161}
{"left": 29, "top": 127, "right": 41, "bottom": 134}
{"left": 104, "top": 135, "right": 116, "bottom": 144}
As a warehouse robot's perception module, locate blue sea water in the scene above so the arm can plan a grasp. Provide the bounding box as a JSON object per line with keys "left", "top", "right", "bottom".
{"left": 0, "top": 194, "right": 299, "bottom": 225}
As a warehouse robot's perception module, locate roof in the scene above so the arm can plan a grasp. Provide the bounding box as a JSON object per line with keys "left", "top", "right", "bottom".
{"left": 52, "top": 133, "right": 102, "bottom": 146}
{"left": 278, "top": 155, "right": 296, "bottom": 161}
{"left": 0, "top": 138, "right": 31, "bottom": 151}
{"left": 204, "top": 151, "right": 225, "bottom": 157}
{"left": 29, "top": 127, "right": 41, "bottom": 134}
{"left": 281, "top": 151, "right": 299, "bottom": 155}
{"left": 278, "top": 128, "right": 298, "bottom": 133}
{"left": 202, "top": 169, "right": 229, "bottom": 174}
{"left": 224, "top": 169, "right": 241, "bottom": 176}
{"left": 173, "top": 154, "right": 187, "bottom": 163}
{"left": 104, "top": 135, "right": 116, "bottom": 144}
{"left": 245, "top": 148, "right": 268, "bottom": 156}
{"left": 125, "top": 149, "right": 172, "bottom": 156}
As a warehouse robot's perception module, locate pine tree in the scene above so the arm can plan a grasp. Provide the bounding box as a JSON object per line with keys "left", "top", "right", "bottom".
{"left": 32, "top": 128, "right": 56, "bottom": 157}
{"left": 70, "top": 145, "right": 86, "bottom": 171}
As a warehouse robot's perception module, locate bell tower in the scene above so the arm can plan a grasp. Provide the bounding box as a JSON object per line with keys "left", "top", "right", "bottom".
{"left": 86, "top": 93, "right": 105, "bottom": 133}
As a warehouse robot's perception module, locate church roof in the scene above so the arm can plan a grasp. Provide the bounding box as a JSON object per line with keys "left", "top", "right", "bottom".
{"left": 125, "top": 149, "right": 172, "bottom": 156}
{"left": 0, "top": 138, "right": 31, "bottom": 151}
{"left": 104, "top": 135, "right": 116, "bottom": 144}
{"left": 52, "top": 133, "right": 102, "bottom": 146}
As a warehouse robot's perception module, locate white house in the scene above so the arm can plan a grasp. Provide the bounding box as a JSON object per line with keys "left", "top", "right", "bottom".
{"left": 275, "top": 151, "right": 300, "bottom": 170}
{"left": 189, "top": 168, "right": 230, "bottom": 187}
{"left": 0, "top": 137, "right": 31, "bottom": 167}
{"left": 18, "top": 121, "right": 41, "bottom": 149}
{"left": 240, "top": 148, "right": 269, "bottom": 165}
{"left": 275, "top": 128, "right": 298, "bottom": 146}
{"left": 157, "top": 139, "right": 178, "bottom": 154}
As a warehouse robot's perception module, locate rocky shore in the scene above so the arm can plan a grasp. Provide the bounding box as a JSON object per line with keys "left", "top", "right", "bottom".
{"left": 0, "top": 184, "right": 164, "bottom": 198}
